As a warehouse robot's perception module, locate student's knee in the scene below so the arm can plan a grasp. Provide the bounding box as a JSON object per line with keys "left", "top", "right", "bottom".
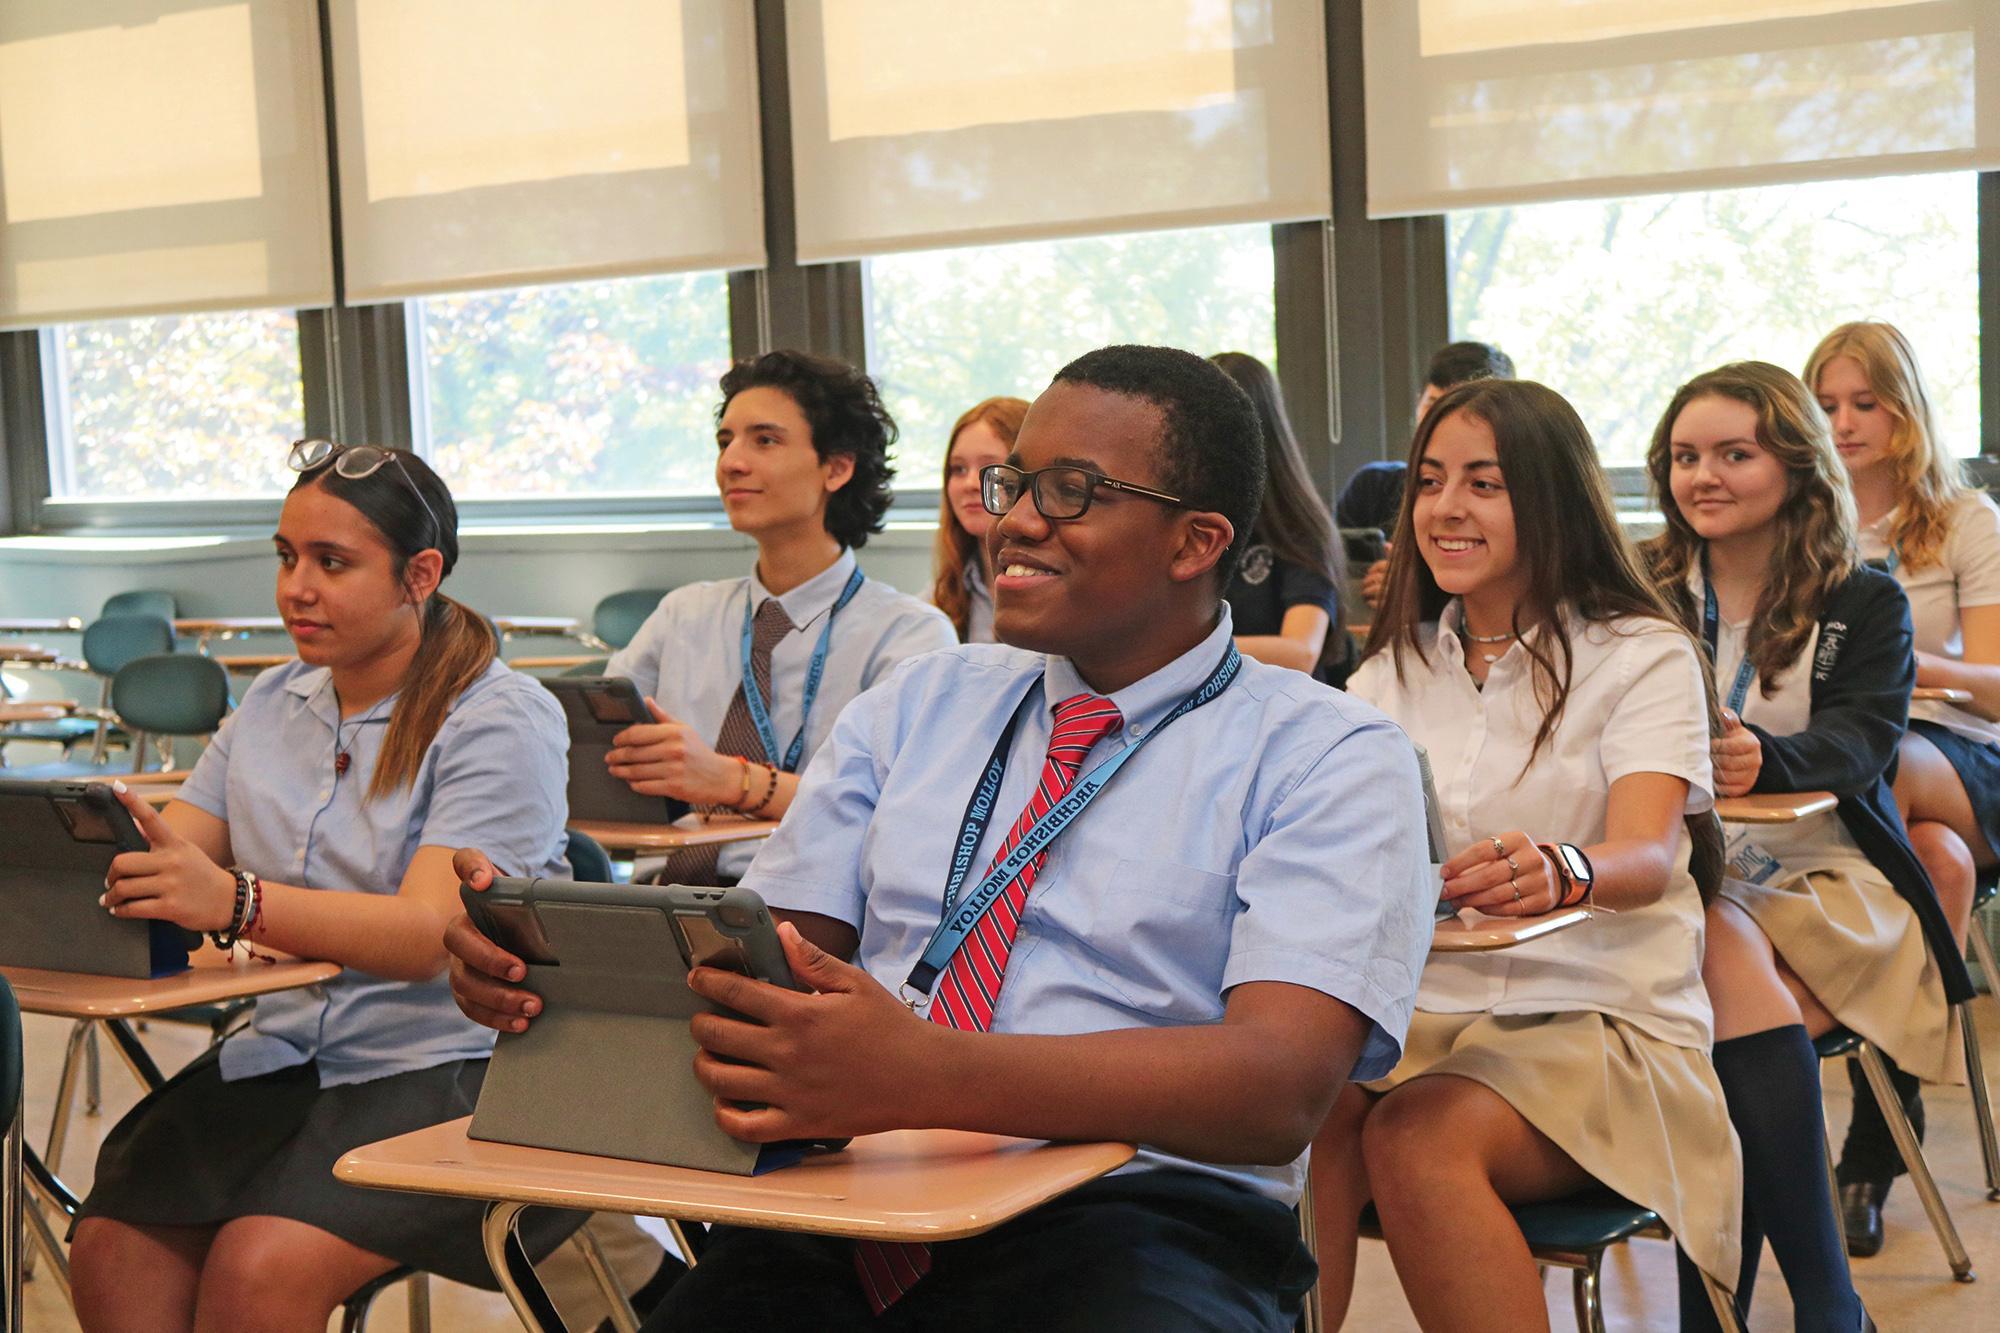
{"left": 198, "top": 1226, "right": 349, "bottom": 1321}
{"left": 1360, "top": 1081, "right": 1458, "bottom": 1187}
{"left": 70, "top": 1218, "right": 148, "bottom": 1303}
{"left": 1910, "top": 820, "right": 1975, "bottom": 926}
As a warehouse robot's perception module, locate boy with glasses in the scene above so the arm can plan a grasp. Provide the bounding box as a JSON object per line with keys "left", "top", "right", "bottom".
{"left": 448, "top": 345, "right": 1432, "bottom": 1331}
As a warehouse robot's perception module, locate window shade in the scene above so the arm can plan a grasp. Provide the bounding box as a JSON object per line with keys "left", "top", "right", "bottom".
{"left": 327, "top": 0, "right": 764, "bottom": 304}
{"left": 785, "top": 0, "right": 1332, "bottom": 264}
{"left": 1364, "top": 0, "right": 2000, "bottom": 217}
{"left": 0, "top": 2, "right": 334, "bottom": 330}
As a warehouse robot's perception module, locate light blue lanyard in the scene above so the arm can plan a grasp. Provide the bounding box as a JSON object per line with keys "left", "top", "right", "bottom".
{"left": 903, "top": 643, "right": 1242, "bottom": 998}
{"left": 740, "top": 566, "right": 864, "bottom": 773}
{"left": 1699, "top": 551, "right": 1757, "bottom": 713}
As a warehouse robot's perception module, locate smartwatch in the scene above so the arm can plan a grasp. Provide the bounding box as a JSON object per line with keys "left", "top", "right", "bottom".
{"left": 1538, "top": 842, "right": 1595, "bottom": 906}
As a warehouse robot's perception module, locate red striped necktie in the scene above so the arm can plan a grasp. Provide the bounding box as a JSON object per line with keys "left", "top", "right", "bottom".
{"left": 853, "top": 691, "right": 1123, "bottom": 1314}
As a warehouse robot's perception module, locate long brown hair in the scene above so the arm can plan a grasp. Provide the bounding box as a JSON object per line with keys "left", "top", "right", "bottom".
{"left": 1366, "top": 379, "right": 1694, "bottom": 766}
{"left": 1644, "top": 362, "right": 1857, "bottom": 696}
{"left": 291, "top": 449, "right": 494, "bottom": 799}
{"left": 1803, "top": 320, "right": 1970, "bottom": 572}
{"left": 930, "top": 397, "right": 1028, "bottom": 640}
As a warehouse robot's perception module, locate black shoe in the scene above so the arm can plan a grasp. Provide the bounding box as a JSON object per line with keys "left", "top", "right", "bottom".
{"left": 590, "top": 1250, "right": 690, "bottom": 1333}
{"left": 1840, "top": 1180, "right": 1888, "bottom": 1258}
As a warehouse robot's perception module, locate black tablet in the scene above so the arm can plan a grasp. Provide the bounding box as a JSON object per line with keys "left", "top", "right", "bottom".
{"left": 539, "top": 676, "right": 692, "bottom": 825}
{"left": 0, "top": 779, "right": 191, "bottom": 978}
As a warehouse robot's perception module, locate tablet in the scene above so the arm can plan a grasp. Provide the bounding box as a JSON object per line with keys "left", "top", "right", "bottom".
{"left": 462, "top": 877, "right": 813, "bottom": 1174}
{"left": 1413, "top": 745, "right": 1456, "bottom": 921}
{"left": 540, "top": 676, "right": 691, "bottom": 826}
{"left": 0, "top": 779, "right": 191, "bottom": 978}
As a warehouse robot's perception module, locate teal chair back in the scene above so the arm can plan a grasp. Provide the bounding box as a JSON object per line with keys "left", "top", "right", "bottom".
{"left": 112, "top": 655, "right": 230, "bottom": 738}
{"left": 560, "top": 658, "right": 610, "bottom": 678}
{"left": 82, "top": 614, "right": 176, "bottom": 677}
{"left": 593, "top": 589, "right": 670, "bottom": 651}
{"left": 100, "top": 590, "right": 178, "bottom": 621}
{"left": 564, "top": 829, "right": 616, "bottom": 884}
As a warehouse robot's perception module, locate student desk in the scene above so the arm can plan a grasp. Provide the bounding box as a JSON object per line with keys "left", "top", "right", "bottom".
{"left": 172, "top": 616, "right": 285, "bottom": 653}
{"left": 4, "top": 951, "right": 339, "bottom": 1308}
{"left": 1714, "top": 792, "right": 1837, "bottom": 823}
{"left": 0, "top": 702, "right": 76, "bottom": 724}
{"left": 493, "top": 616, "right": 582, "bottom": 640}
{"left": 1431, "top": 907, "right": 1592, "bottom": 952}
{"left": 508, "top": 655, "right": 604, "bottom": 672}
{"left": 0, "top": 618, "right": 81, "bottom": 635}
{"left": 337, "top": 1118, "right": 1135, "bottom": 1333}
{"left": 1912, "top": 687, "right": 1974, "bottom": 704}
{"left": 0, "top": 646, "right": 82, "bottom": 671}
{"left": 568, "top": 818, "right": 781, "bottom": 857}
{"left": 213, "top": 653, "right": 294, "bottom": 673}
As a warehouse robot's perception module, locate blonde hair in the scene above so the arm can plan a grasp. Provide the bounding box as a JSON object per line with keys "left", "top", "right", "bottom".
{"left": 1644, "top": 362, "right": 1857, "bottom": 697}
{"left": 1803, "top": 321, "right": 1970, "bottom": 572}
{"left": 930, "top": 397, "right": 1028, "bottom": 640}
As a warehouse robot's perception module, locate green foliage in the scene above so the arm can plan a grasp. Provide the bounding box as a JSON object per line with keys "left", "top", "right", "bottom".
{"left": 1450, "top": 172, "right": 1982, "bottom": 468}
{"left": 866, "top": 223, "right": 1278, "bottom": 482}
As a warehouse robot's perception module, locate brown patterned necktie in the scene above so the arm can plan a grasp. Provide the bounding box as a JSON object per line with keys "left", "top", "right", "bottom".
{"left": 656, "top": 596, "right": 793, "bottom": 885}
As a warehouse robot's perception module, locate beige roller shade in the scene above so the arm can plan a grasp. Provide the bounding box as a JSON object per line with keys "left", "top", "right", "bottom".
{"left": 1364, "top": 0, "right": 2000, "bottom": 217}
{"left": 785, "top": 0, "right": 1332, "bottom": 264}
{"left": 327, "top": 0, "right": 764, "bottom": 304}
{"left": 0, "top": 1, "right": 334, "bottom": 330}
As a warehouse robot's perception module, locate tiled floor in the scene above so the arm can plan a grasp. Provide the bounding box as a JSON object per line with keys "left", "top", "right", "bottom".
{"left": 18, "top": 1001, "right": 2000, "bottom": 1330}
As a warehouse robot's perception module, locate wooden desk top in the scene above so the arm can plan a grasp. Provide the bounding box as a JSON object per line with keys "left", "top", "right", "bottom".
{"left": 507, "top": 654, "right": 602, "bottom": 671}
{"left": 0, "top": 645, "right": 57, "bottom": 663}
{"left": 493, "top": 615, "right": 581, "bottom": 636}
{"left": 1912, "top": 686, "right": 1974, "bottom": 704}
{"left": 0, "top": 617, "right": 82, "bottom": 633}
{"left": 1432, "top": 907, "right": 1591, "bottom": 952}
{"left": 174, "top": 616, "right": 285, "bottom": 635}
{"left": 570, "top": 817, "right": 781, "bottom": 854}
{"left": 0, "top": 701, "right": 74, "bottom": 722}
{"left": 338, "top": 1118, "right": 1134, "bottom": 1243}
{"left": 214, "top": 653, "right": 295, "bottom": 671}
{"left": 2, "top": 953, "right": 338, "bottom": 1019}
{"left": 1714, "top": 791, "right": 1837, "bottom": 823}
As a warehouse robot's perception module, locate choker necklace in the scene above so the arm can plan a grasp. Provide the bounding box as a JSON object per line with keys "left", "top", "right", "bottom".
{"left": 1463, "top": 626, "right": 1518, "bottom": 666}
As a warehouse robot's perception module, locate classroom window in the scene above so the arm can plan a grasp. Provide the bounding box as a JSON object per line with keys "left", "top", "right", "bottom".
{"left": 410, "top": 270, "right": 734, "bottom": 500}
{"left": 1448, "top": 171, "right": 1981, "bottom": 469}
{"left": 864, "top": 222, "right": 1278, "bottom": 483}
{"left": 41, "top": 309, "right": 306, "bottom": 502}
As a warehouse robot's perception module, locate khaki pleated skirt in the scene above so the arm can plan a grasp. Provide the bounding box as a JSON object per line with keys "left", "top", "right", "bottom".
{"left": 1364, "top": 1008, "right": 1742, "bottom": 1282}
{"left": 1720, "top": 866, "right": 1960, "bottom": 1084}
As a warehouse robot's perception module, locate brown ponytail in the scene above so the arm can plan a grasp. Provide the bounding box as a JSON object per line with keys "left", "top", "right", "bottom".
{"left": 369, "top": 594, "right": 494, "bottom": 799}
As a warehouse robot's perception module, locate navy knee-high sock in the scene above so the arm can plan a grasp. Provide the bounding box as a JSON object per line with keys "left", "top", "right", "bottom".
{"left": 1677, "top": 1026, "right": 1863, "bottom": 1333}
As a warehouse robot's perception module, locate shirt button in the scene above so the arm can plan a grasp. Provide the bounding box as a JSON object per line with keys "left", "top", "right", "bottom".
{"left": 318, "top": 789, "right": 330, "bottom": 802}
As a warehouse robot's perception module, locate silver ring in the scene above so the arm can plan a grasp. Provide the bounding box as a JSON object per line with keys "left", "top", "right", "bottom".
{"left": 1488, "top": 835, "right": 1506, "bottom": 857}
{"left": 1511, "top": 882, "right": 1524, "bottom": 903}
{"left": 1505, "top": 855, "right": 1521, "bottom": 878}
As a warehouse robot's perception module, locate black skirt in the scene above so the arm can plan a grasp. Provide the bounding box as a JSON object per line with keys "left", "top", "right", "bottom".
{"left": 1910, "top": 718, "right": 2000, "bottom": 862}
{"left": 78, "top": 1047, "right": 585, "bottom": 1288}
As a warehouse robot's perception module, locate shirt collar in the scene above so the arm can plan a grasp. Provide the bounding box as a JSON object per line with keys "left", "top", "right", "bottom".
{"left": 750, "top": 547, "right": 858, "bottom": 633}
{"left": 282, "top": 664, "right": 401, "bottom": 730}
{"left": 964, "top": 561, "right": 988, "bottom": 597}
{"left": 1042, "top": 605, "right": 1236, "bottom": 741}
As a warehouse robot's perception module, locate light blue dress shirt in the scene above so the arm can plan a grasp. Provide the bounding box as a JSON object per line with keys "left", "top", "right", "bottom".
{"left": 176, "top": 657, "right": 570, "bottom": 1086}
{"left": 607, "top": 548, "right": 955, "bottom": 877}
{"left": 742, "top": 609, "right": 1432, "bottom": 1205}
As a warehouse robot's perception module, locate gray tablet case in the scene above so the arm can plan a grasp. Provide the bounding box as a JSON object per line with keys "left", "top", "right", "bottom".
{"left": 1414, "top": 745, "right": 1455, "bottom": 920}
{"left": 540, "top": 677, "right": 691, "bottom": 826}
{"left": 465, "top": 878, "right": 798, "bottom": 1175}
{"left": 0, "top": 779, "right": 191, "bottom": 978}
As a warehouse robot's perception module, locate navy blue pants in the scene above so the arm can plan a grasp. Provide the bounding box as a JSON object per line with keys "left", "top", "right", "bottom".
{"left": 644, "top": 1170, "right": 1315, "bottom": 1332}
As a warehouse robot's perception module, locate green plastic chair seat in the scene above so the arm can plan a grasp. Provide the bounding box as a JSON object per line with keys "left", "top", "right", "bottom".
{"left": 1815, "top": 1027, "right": 1864, "bottom": 1059}
{"left": 1359, "top": 1189, "right": 1661, "bottom": 1254}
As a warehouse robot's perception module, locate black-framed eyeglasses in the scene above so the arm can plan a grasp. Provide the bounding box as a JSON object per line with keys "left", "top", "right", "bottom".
{"left": 288, "top": 439, "right": 442, "bottom": 540}
{"left": 979, "top": 463, "right": 1185, "bottom": 521}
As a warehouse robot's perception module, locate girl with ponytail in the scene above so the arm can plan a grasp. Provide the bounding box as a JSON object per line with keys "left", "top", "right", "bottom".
{"left": 71, "top": 441, "right": 581, "bottom": 1329}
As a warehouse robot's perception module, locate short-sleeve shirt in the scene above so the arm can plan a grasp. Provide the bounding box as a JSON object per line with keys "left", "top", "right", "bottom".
{"left": 175, "top": 657, "right": 571, "bottom": 1086}
{"left": 606, "top": 549, "right": 956, "bottom": 877}
{"left": 1224, "top": 546, "right": 1339, "bottom": 638}
{"left": 1861, "top": 493, "right": 2000, "bottom": 746}
{"left": 741, "top": 608, "right": 1434, "bottom": 1207}
{"left": 1346, "top": 606, "right": 1716, "bottom": 1049}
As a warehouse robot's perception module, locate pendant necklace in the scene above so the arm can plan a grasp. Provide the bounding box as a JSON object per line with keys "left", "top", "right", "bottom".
{"left": 1464, "top": 628, "right": 1517, "bottom": 665}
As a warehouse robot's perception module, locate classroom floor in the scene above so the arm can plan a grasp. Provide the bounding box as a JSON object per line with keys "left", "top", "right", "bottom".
{"left": 17, "top": 999, "right": 2000, "bottom": 1331}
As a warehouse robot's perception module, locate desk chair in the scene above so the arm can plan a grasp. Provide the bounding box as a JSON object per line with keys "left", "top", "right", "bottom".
{"left": 590, "top": 590, "right": 672, "bottom": 653}
{"left": 100, "top": 590, "right": 177, "bottom": 622}
{"left": 566, "top": 830, "right": 617, "bottom": 886}
{"left": 1357, "top": 1193, "right": 1742, "bottom": 1333}
{"left": 0, "top": 614, "right": 175, "bottom": 765}
{"left": 3, "top": 976, "right": 22, "bottom": 1333}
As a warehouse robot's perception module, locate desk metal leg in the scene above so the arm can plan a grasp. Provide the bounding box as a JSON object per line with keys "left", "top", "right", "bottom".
{"left": 21, "top": 1144, "right": 75, "bottom": 1309}
{"left": 100, "top": 1018, "right": 166, "bottom": 1092}
{"left": 5, "top": 1109, "right": 23, "bottom": 1333}
{"left": 572, "top": 1226, "right": 640, "bottom": 1333}
{"left": 482, "top": 1201, "right": 569, "bottom": 1333}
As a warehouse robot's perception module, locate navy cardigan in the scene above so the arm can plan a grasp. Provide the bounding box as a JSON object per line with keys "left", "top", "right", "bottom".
{"left": 1733, "top": 566, "right": 1973, "bottom": 1005}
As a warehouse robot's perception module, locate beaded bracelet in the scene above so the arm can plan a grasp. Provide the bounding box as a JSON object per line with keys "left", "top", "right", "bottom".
{"left": 743, "top": 762, "right": 780, "bottom": 817}
{"left": 210, "top": 869, "right": 252, "bottom": 950}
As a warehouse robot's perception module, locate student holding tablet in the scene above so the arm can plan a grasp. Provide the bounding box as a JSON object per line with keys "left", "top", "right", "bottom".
{"left": 69, "top": 443, "right": 578, "bottom": 1330}
{"left": 1311, "top": 379, "right": 1740, "bottom": 1329}
{"left": 929, "top": 396, "right": 1028, "bottom": 643}
{"left": 448, "top": 345, "right": 1434, "bottom": 1332}
{"left": 1806, "top": 321, "right": 1997, "bottom": 1249}
{"left": 603, "top": 350, "right": 953, "bottom": 881}
{"left": 1646, "top": 361, "right": 1968, "bottom": 1330}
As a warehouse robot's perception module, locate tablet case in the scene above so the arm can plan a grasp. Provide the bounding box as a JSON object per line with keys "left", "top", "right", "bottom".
{"left": 540, "top": 677, "right": 692, "bottom": 825}
{"left": 1415, "top": 746, "right": 1456, "bottom": 921}
{"left": 466, "top": 878, "right": 800, "bottom": 1175}
{"left": 0, "top": 779, "right": 191, "bottom": 978}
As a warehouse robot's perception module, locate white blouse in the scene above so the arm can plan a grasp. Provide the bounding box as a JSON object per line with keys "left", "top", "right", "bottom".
{"left": 1347, "top": 605, "right": 1716, "bottom": 1049}
{"left": 1860, "top": 493, "right": 2000, "bottom": 747}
